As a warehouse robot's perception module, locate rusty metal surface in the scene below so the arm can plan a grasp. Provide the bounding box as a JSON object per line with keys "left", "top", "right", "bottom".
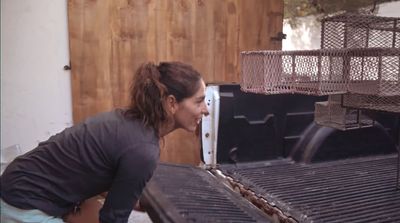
{"left": 321, "top": 13, "right": 400, "bottom": 114}
{"left": 241, "top": 13, "right": 400, "bottom": 114}
{"left": 346, "top": 48, "right": 400, "bottom": 97}
{"left": 314, "top": 99, "right": 373, "bottom": 130}
{"left": 240, "top": 48, "right": 400, "bottom": 97}
{"left": 321, "top": 13, "right": 400, "bottom": 49}
{"left": 342, "top": 93, "right": 400, "bottom": 113}
{"left": 219, "top": 154, "right": 400, "bottom": 223}
{"left": 240, "top": 49, "right": 349, "bottom": 96}
{"left": 142, "top": 163, "right": 273, "bottom": 223}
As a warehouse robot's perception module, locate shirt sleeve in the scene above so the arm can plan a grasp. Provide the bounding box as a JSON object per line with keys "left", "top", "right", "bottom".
{"left": 98, "top": 143, "right": 159, "bottom": 223}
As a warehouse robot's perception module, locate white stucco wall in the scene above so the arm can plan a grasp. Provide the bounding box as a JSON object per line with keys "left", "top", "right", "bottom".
{"left": 376, "top": 1, "right": 400, "bottom": 16}
{"left": 282, "top": 1, "right": 400, "bottom": 50}
{"left": 282, "top": 15, "right": 322, "bottom": 50}
{"left": 1, "top": 0, "right": 73, "bottom": 153}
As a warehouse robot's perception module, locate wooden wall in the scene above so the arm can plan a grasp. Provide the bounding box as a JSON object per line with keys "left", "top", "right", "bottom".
{"left": 68, "top": 0, "right": 283, "bottom": 165}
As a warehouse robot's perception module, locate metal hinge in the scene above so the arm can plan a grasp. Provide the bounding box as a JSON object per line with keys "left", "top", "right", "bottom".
{"left": 270, "top": 32, "right": 287, "bottom": 41}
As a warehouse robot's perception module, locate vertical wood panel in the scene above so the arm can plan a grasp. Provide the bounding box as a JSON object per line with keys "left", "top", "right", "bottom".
{"left": 192, "top": 0, "right": 215, "bottom": 81}
{"left": 68, "top": 0, "right": 283, "bottom": 165}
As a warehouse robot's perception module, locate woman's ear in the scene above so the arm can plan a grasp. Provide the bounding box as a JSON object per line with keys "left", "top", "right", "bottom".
{"left": 165, "top": 95, "right": 177, "bottom": 114}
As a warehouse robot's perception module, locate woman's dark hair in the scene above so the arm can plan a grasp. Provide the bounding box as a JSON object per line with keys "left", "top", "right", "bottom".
{"left": 125, "top": 61, "right": 202, "bottom": 134}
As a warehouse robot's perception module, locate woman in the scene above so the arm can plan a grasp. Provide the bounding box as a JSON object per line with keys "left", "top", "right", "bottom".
{"left": 0, "top": 62, "right": 209, "bottom": 223}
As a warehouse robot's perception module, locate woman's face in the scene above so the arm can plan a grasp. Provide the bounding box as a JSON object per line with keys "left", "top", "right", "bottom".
{"left": 172, "top": 80, "right": 209, "bottom": 132}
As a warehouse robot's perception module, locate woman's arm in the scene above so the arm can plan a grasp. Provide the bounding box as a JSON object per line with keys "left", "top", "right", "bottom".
{"left": 99, "top": 143, "right": 158, "bottom": 223}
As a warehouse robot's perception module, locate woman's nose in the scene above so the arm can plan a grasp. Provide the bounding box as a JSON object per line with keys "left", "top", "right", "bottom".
{"left": 202, "top": 102, "right": 209, "bottom": 116}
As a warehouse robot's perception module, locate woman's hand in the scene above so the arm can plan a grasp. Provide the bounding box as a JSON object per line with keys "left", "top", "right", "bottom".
{"left": 133, "top": 200, "right": 145, "bottom": 212}
{"left": 64, "top": 196, "right": 103, "bottom": 223}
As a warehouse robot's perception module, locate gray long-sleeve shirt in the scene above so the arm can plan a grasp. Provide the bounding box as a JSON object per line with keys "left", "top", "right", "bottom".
{"left": 1, "top": 109, "right": 160, "bottom": 223}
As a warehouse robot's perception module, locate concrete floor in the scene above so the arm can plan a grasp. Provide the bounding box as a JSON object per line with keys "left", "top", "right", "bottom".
{"left": 128, "top": 210, "right": 152, "bottom": 223}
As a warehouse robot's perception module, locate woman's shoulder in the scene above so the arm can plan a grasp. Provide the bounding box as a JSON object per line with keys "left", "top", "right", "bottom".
{"left": 94, "top": 109, "right": 158, "bottom": 143}
{"left": 84, "top": 109, "right": 125, "bottom": 122}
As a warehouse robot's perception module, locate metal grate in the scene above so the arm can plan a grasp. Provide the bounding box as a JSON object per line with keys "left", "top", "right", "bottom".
{"left": 314, "top": 95, "right": 373, "bottom": 130}
{"left": 320, "top": 13, "right": 400, "bottom": 114}
{"left": 240, "top": 50, "right": 293, "bottom": 95}
{"left": 220, "top": 154, "right": 400, "bottom": 223}
{"left": 241, "top": 49, "right": 348, "bottom": 95}
{"left": 241, "top": 13, "right": 400, "bottom": 113}
{"left": 241, "top": 48, "right": 400, "bottom": 97}
{"left": 321, "top": 13, "right": 400, "bottom": 49}
{"left": 142, "top": 163, "right": 272, "bottom": 223}
{"left": 343, "top": 93, "right": 400, "bottom": 113}
{"left": 241, "top": 48, "right": 400, "bottom": 113}
{"left": 347, "top": 48, "right": 400, "bottom": 96}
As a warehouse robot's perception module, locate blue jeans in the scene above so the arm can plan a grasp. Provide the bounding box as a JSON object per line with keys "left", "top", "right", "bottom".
{"left": 0, "top": 199, "right": 65, "bottom": 223}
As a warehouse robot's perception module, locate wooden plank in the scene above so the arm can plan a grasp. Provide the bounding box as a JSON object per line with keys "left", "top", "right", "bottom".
{"left": 192, "top": 0, "right": 215, "bottom": 81}
{"left": 68, "top": 0, "right": 114, "bottom": 123}
{"left": 68, "top": 0, "right": 283, "bottom": 165}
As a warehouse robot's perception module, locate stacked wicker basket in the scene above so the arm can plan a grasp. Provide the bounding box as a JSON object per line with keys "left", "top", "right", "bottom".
{"left": 241, "top": 13, "right": 400, "bottom": 130}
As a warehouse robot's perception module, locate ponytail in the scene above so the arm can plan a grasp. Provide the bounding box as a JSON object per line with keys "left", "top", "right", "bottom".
{"left": 126, "top": 62, "right": 167, "bottom": 134}
{"left": 126, "top": 61, "right": 202, "bottom": 135}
